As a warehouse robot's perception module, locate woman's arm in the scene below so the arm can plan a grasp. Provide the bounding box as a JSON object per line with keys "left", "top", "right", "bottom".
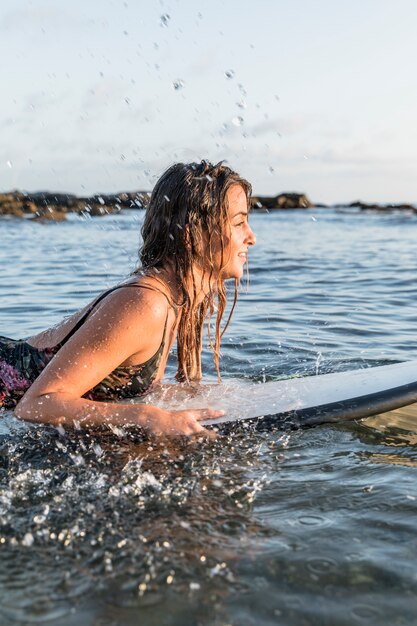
{"left": 14, "top": 286, "right": 222, "bottom": 436}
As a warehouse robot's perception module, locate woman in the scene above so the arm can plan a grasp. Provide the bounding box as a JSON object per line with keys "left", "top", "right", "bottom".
{"left": 0, "top": 161, "right": 256, "bottom": 437}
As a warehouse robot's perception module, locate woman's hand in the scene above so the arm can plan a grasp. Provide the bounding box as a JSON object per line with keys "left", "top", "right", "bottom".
{"left": 139, "top": 406, "right": 224, "bottom": 438}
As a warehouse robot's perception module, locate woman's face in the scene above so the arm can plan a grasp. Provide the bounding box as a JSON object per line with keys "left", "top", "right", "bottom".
{"left": 219, "top": 184, "right": 256, "bottom": 280}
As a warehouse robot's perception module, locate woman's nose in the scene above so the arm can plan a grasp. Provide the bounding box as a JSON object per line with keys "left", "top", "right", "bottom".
{"left": 246, "top": 224, "right": 256, "bottom": 245}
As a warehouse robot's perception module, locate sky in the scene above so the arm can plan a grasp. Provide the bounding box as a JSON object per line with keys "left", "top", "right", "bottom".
{"left": 1, "top": 0, "right": 416, "bottom": 203}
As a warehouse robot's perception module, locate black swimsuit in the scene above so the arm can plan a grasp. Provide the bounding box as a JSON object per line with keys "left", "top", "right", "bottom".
{"left": 0, "top": 283, "right": 171, "bottom": 409}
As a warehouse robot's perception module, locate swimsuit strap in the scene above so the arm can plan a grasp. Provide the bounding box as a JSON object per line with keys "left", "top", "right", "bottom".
{"left": 57, "top": 283, "right": 172, "bottom": 349}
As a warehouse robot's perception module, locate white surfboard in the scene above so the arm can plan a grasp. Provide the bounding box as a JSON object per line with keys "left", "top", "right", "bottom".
{"left": 141, "top": 360, "right": 417, "bottom": 430}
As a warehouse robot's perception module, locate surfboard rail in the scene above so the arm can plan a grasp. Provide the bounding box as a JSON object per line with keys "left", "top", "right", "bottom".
{"left": 142, "top": 360, "right": 417, "bottom": 430}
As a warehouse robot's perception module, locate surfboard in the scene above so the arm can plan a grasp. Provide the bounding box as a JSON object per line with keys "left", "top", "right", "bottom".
{"left": 142, "top": 360, "right": 417, "bottom": 430}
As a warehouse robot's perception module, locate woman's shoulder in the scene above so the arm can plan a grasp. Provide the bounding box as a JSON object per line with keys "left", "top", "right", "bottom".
{"left": 119, "top": 270, "right": 179, "bottom": 309}
{"left": 116, "top": 274, "right": 174, "bottom": 307}
{"left": 95, "top": 275, "right": 175, "bottom": 330}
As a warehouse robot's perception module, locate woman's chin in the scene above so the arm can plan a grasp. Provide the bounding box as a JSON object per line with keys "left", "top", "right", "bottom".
{"left": 222, "top": 268, "right": 243, "bottom": 281}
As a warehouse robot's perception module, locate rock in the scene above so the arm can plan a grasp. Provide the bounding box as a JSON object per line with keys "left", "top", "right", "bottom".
{"left": 24, "top": 191, "right": 78, "bottom": 208}
{"left": 276, "top": 193, "right": 313, "bottom": 208}
{"left": 348, "top": 200, "right": 416, "bottom": 213}
{"left": 251, "top": 192, "right": 313, "bottom": 210}
{"left": 22, "top": 201, "right": 38, "bottom": 214}
{"left": 81, "top": 203, "right": 115, "bottom": 217}
{"left": 0, "top": 202, "right": 25, "bottom": 218}
{"left": 30, "top": 206, "right": 67, "bottom": 221}
{"left": 251, "top": 195, "right": 278, "bottom": 210}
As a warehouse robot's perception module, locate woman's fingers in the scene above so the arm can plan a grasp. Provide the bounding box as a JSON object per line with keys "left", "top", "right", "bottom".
{"left": 193, "top": 408, "right": 225, "bottom": 421}
{"left": 169, "top": 408, "right": 223, "bottom": 437}
{"left": 142, "top": 406, "right": 224, "bottom": 438}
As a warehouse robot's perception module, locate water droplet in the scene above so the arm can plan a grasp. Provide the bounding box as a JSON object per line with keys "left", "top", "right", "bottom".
{"left": 232, "top": 116, "right": 244, "bottom": 127}
{"left": 315, "top": 351, "right": 322, "bottom": 375}
{"left": 180, "top": 520, "right": 190, "bottom": 529}
{"left": 268, "top": 166, "right": 274, "bottom": 174}
{"left": 311, "top": 215, "right": 317, "bottom": 222}
{"left": 224, "top": 69, "right": 235, "bottom": 79}
{"left": 236, "top": 100, "right": 247, "bottom": 109}
{"left": 98, "top": 196, "right": 105, "bottom": 205}
{"left": 172, "top": 79, "right": 185, "bottom": 91}
{"left": 189, "top": 582, "right": 201, "bottom": 590}
{"left": 303, "top": 154, "right": 309, "bottom": 160}
{"left": 6, "top": 160, "right": 12, "bottom": 168}
{"left": 93, "top": 443, "right": 104, "bottom": 457}
{"left": 124, "top": 97, "right": 130, "bottom": 105}
{"left": 160, "top": 13, "right": 170, "bottom": 27}
{"left": 22, "top": 533, "right": 34, "bottom": 547}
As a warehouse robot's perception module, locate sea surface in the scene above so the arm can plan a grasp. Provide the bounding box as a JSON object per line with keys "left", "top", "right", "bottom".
{"left": 1, "top": 207, "right": 417, "bottom": 625}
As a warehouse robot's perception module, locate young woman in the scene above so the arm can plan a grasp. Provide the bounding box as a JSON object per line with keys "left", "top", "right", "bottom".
{"left": 0, "top": 161, "right": 256, "bottom": 437}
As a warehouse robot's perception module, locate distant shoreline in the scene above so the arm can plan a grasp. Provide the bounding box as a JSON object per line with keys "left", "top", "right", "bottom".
{"left": 0, "top": 190, "right": 416, "bottom": 221}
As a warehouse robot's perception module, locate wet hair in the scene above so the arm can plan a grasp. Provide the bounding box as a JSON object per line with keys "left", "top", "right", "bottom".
{"left": 138, "top": 160, "right": 252, "bottom": 381}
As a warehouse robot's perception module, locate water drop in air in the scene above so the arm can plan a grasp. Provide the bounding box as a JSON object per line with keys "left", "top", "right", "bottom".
{"left": 232, "top": 116, "right": 244, "bottom": 127}
{"left": 160, "top": 13, "right": 170, "bottom": 27}
{"left": 224, "top": 69, "right": 235, "bottom": 79}
{"left": 172, "top": 79, "right": 185, "bottom": 91}
{"left": 6, "top": 160, "right": 12, "bottom": 168}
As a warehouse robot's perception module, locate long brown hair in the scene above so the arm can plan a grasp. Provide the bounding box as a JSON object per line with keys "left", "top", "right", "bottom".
{"left": 138, "top": 160, "right": 252, "bottom": 382}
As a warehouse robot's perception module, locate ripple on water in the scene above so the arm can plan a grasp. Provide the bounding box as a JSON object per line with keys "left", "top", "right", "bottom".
{"left": 351, "top": 603, "right": 383, "bottom": 621}
{"left": 306, "top": 556, "right": 338, "bottom": 575}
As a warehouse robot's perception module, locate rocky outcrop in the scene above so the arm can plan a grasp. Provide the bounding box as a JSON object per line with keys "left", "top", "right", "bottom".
{"left": 347, "top": 201, "right": 416, "bottom": 213}
{"left": 0, "top": 190, "right": 150, "bottom": 221}
{"left": 2, "top": 189, "right": 415, "bottom": 220}
{"left": 251, "top": 193, "right": 313, "bottom": 210}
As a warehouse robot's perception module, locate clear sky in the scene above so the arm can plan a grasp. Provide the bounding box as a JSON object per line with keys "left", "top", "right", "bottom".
{"left": 1, "top": 0, "right": 416, "bottom": 203}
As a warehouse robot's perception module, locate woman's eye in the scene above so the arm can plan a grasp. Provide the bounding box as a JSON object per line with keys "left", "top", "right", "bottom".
{"left": 235, "top": 221, "right": 245, "bottom": 227}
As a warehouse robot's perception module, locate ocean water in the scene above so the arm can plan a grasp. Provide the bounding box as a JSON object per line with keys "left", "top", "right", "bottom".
{"left": 1, "top": 208, "right": 417, "bottom": 625}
